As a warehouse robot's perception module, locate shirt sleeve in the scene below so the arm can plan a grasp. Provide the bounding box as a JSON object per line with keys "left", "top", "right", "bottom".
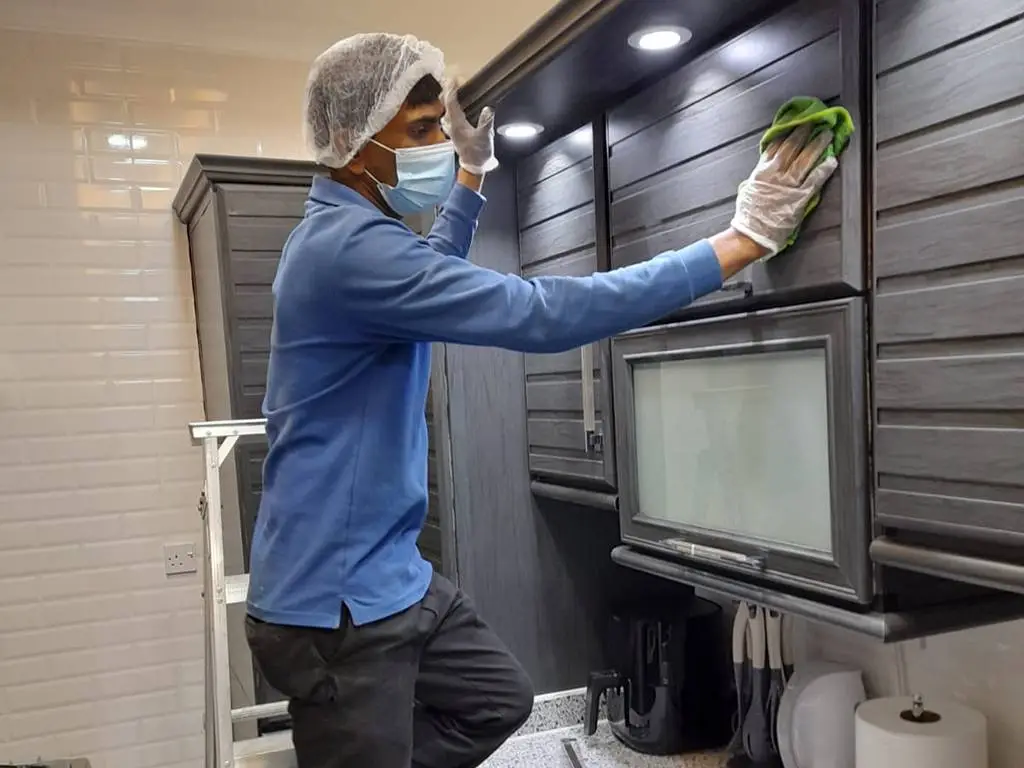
{"left": 423, "top": 183, "right": 485, "bottom": 259}
{"left": 330, "top": 214, "right": 723, "bottom": 353}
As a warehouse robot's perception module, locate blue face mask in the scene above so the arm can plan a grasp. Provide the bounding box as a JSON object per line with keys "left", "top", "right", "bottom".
{"left": 367, "top": 139, "right": 456, "bottom": 216}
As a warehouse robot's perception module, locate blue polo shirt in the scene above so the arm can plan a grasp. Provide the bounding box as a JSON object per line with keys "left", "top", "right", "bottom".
{"left": 246, "top": 174, "right": 723, "bottom": 629}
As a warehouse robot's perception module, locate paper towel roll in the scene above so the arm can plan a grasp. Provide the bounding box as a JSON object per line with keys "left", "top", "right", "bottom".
{"left": 855, "top": 696, "right": 987, "bottom": 768}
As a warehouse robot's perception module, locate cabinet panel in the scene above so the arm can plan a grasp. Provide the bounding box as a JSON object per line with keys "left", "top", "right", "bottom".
{"left": 517, "top": 125, "right": 616, "bottom": 493}
{"left": 613, "top": 298, "right": 870, "bottom": 602}
{"left": 872, "top": 2, "right": 1024, "bottom": 546}
{"left": 607, "top": 2, "right": 839, "bottom": 146}
{"left": 221, "top": 184, "right": 309, "bottom": 217}
{"left": 607, "top": 0, "right": 862, "bottom": 312}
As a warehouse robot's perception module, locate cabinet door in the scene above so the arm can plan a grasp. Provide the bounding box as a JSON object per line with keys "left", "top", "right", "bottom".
{"left": 606, "top": 0, "right": 863, "bottom": 315}
{"left": 872, "top": 0, "right": 1024, "bottom": 547}
{"left": 612, "top": 298, "right": 870, "bottom": 602}
{"left": 517, "top": 125, "right": 617, "bottom": 493}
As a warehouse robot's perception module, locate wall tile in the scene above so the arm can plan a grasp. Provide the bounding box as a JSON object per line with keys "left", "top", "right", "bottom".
{"left": 0, "top": 26, "right": 306, "bottom": 768}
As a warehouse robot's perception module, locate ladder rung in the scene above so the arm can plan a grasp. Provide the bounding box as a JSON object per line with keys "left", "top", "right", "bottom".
{"left": 232, "top": 700, "right": 290, "bottom": 722}
{"left": 233, "top": 731, "right": 296, "bottom": 768}
{"left": 226, "top": 573, "right": 249, "bottom": 604}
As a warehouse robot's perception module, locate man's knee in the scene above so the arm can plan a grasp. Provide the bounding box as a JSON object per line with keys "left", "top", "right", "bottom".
{"left": 498, "top": 665, "right": 535, "bottom": 735}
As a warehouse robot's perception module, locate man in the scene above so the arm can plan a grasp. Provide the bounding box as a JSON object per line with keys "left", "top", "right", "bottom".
{"left": 244, "top": 32, "right": 837, "bottom": 768}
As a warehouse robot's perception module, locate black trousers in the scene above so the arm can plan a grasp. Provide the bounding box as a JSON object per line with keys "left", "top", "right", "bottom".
{"left": 245, "top": 572, "right": 534, "bottom": 768}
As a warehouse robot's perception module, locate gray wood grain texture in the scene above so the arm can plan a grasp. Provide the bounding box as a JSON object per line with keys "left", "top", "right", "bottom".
{"left": 612, "top": 298, "right": 872, "bottom": 603}
{"left": 517, "top": 123, "right": 617, "bottom": 492}
{"left": 606, "top": 0, "right": 862, "bottom": 305}
{"left": 608, "top": 32, "right": 841, "bottom": 191}
{"left": 873, "top": 1, "right": 1024, "bottom": 544}
{"left": 875, "top": 0, "right": 1024, "bottom": 74}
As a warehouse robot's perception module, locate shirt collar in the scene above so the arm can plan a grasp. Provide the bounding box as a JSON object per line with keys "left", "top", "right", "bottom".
{"left": 309, "top": 174, "right": 381, "bottom": 213}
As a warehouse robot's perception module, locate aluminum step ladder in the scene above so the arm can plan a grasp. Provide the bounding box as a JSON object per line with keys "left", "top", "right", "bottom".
{"left": 190, "top": 418, "right": 296, "bottom": 768}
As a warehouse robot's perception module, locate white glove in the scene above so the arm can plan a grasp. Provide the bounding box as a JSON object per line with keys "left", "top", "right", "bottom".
{"left": 442, "top": 79, "right": 499, "bottom": 175}
{"left": 730, "top": 124, "right": 839, "bottom": 256}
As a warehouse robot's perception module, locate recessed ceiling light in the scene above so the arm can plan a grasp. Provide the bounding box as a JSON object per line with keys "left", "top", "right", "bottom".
{"left": 628, "top": 25, "right": 693, "bottom": 52}
{"left": 497, "top": 122, "right": 544, "bottom": 140}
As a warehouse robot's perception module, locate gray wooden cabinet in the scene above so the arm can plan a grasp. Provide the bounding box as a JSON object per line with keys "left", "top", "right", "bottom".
{"left": 871, "top": 0, "right": 1024, "bottom": 546}
{"left": 174, "top": 155, "right": 450, "bottom": 576}
{"left": 517, "top": 124, "right": 619, "bottom": 503}
{"left": 606, "top": 0, "right": 864, "bottom": 316}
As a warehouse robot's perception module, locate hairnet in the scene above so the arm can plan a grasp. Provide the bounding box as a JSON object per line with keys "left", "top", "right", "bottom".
{"left": 304, "top": 33, "right": 446, "bottom": 169}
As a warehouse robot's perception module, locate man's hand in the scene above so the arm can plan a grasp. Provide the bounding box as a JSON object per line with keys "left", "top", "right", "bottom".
{"left": 730, "top": 124, "right": 839, "bottom": 256}
{"left": 442, "top": 79, "right": 499, "bottom": 179}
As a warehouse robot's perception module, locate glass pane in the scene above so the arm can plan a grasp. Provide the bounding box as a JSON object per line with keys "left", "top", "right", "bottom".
{"left": 631, "top": 347, "right": 833, "bottom": 554}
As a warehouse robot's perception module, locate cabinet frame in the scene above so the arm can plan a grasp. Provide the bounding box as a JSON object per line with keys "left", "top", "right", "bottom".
{"left": 612, "top": 298, "right": 872, "bottom": 603}
{"left": 519, "top": 121, "right": 619, "bottom": 501}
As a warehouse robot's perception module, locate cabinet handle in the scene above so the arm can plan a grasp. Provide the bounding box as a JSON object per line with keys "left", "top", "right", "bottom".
{"left": 580, "top": 343, "right": 601, "bottom": 453}
{"left": 662, "top": 537, "right": 767, "bottom": 572}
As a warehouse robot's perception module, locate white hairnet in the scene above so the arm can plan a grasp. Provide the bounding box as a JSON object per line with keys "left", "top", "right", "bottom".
{"left": 304, "top": 33, "right": 446, "bottom": 169}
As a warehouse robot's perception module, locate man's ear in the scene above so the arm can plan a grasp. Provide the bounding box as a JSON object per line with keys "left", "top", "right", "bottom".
{"left": 346, "top": 150, "right": 366, "bottom": 175}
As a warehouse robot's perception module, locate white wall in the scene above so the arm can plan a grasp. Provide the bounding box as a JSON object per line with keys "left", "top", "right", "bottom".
{"left": 0, "top": 29, "right": 308, "bottom": 767}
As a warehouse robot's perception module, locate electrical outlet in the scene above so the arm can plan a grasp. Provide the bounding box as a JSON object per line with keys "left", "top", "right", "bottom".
{"left": 164, "top": 543, "right": 197, "bottom": 575}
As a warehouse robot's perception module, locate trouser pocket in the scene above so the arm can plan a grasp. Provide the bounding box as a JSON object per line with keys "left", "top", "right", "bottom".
{"left": 245, "top": 615, "right": 340, "bottom": 704}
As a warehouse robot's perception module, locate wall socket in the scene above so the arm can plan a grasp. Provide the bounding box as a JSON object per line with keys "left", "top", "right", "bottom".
{"left": 164, "top": 543, "right": 197, "bottom": 575}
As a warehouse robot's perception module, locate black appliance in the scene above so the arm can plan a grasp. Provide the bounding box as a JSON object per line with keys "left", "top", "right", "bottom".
{"left": 584, "top": 596, "right": 733, "bottom": 755}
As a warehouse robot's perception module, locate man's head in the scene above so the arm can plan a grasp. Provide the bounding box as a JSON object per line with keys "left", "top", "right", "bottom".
{"left": 303, "top": 33, "right": 449, "bottom": 210}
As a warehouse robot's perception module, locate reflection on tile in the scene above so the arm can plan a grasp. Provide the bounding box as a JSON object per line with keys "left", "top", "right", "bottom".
{"left": 35, "top": 98, "right": 129, "bottom": 125}
{"left": 45, "top": 183, "right": 136, "bottom": 211}
{"left": 91, "top": 156, "right": 179, "bottom": 184}
{"left": 130, "top": 102, "right": 214, "bottom": 130}
{"left": 87, "top": 127, "right": 177, "bottom": 156}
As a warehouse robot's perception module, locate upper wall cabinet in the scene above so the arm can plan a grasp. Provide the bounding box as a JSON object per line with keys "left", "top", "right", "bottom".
{"left": 871, "top": 0, "right": 1024, "bottom": 548}
{"left": 605, "top": 0, "right": 864, "bottom": 316}
{"left": 516, "top": 125, "right": 618, "bottom": 502}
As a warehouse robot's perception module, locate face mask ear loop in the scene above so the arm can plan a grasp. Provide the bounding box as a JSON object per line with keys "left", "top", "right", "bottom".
{"left": 369, "top": 138, "right": 396, "bottom": 154}
{"left": 364, "top": 168, "right": 393, "bottom": 191}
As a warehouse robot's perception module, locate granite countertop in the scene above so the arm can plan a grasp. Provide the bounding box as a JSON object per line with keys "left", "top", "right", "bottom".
{"left": 483, "top": 722, "right": 729, "bottom": 768}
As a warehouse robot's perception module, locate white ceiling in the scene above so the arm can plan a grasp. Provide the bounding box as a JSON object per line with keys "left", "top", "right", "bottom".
{"left": 0, "top": 0, "right": 561, "bottom": 75}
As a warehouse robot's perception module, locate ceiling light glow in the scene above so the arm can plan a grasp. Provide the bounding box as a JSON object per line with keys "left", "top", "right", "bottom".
{"left": 497, "top": 122, "right": 544, "bottom": 140}
{"left": 628, "top": 25, "right": 693, "bottom": 52}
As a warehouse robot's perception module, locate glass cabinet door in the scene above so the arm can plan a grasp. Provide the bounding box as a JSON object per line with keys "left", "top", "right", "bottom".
{"left": 612, "top": 298, "right": 870, "bottom": 602}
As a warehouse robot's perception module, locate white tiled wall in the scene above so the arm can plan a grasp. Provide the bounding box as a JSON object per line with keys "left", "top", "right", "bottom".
{"left": 0, "top": 28, "right": 308, "bottom": 767}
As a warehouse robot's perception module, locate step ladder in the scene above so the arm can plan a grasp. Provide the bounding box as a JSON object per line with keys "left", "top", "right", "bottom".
{"left": 190, "top": 419, "right": 296, "bottom": 768}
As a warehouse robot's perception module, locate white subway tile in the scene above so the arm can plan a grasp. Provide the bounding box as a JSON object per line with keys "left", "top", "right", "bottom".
{"left": 91, "top": 156, "right": 180, "bottom": 184}
{"left": 35, "top": 97, "right": 130, "bottom": 126}
{"left": 0, "top": 182, "right": 45, "bottom": 208}
{"left": 0, "top": 122, "right": 86, "bottom": 152}
{"left": 87, "top": 127, "right": 177, "bottom": 157}
{"left": 45, "top": 181, "right": 137, "bottom": 210}
{"left": 1, "top": 151, "right": 90, "bottom": 182}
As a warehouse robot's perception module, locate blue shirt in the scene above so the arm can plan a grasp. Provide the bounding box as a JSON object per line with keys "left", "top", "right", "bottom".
{"left": 246, "top": 175, "right": 723, "bottom": 629}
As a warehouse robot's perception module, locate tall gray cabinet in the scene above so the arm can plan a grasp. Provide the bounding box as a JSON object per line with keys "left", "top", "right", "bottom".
{"left": 173, "top": 155, "right": 452, "bottom": 718}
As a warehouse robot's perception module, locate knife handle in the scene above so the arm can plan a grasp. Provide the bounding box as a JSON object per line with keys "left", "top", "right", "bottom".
{"left": 748, "top": 607, "right": 767, "bottom": 669}
{"left": 766, "top": 610, "right": 783, "bottom": 671}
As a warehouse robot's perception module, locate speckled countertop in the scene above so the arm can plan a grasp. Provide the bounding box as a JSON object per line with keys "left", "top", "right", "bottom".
{"left": 483, "top": 722, "right": 729, "bottom": 768}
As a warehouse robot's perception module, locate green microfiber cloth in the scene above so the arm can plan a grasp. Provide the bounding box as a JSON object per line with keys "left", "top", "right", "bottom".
{"left": 760, "top": 96, "right": 854, "bottom": 252}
